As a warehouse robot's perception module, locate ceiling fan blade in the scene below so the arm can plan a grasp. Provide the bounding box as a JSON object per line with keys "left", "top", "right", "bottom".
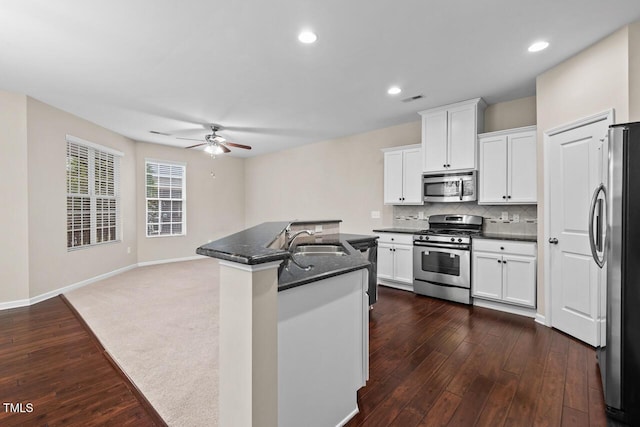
{"left": 185, "top": 142, "right": 208, "bottom": 149}
{"left": 220, "top": 144, "right": 231, "bottom": 153}
{"left": 177, "top": 137, "right": 205, "bottom": 142}
{"left": 224, "top": 141, "right": 252, "bottom": 150}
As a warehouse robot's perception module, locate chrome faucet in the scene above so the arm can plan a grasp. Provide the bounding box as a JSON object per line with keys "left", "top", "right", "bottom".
{"left": 284, "top": 229, "right": 314, "bottom": 250}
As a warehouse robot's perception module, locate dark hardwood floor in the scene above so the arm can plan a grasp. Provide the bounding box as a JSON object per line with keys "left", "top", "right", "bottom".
{"left": 0, "top": 286, "right": 609, "bottom": 426}
{"left": 0, "top": 296, "right": 163, "bottom": 426}
{"left": 348, "top": 286, "right": 609, "bottom": 427}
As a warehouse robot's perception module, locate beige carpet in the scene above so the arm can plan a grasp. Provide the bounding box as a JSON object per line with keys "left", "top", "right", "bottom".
{"left": 65, "top": 258, "right": 220, "bottom": 427}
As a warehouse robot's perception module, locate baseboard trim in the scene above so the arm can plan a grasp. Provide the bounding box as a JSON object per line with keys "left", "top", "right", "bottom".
{"left": 137, "top": 255, "right": 206, "bottom": 267}
{"left": 378, "top": 280, "right": 413, "bottom": 293}
{"left": 1, "top": 257, "right": 210, "bottom": 311}
{"left": 60, "top": 295, "right": 168, "bottom": 427}
{"left": 33, "top": 264, "right": 139, "bottom": 305}
{"left": 0, "top": 263, "right": 138, "bottom": 311}
{"left": 336, "top": 406, "right": 359, "bottom": 427}
{"left": 0, "top": 298, "right": 31, "bottom": 311}
{"left": 535, "top": 313, "right": 547, "bottom": 326}
{"left": 473, "top": 298, "right": 537, "bottom": 318}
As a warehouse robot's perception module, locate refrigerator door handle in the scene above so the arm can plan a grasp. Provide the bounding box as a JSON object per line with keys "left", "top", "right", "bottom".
{"left": 588, "top": 183, "right": 607, "bottom": 268}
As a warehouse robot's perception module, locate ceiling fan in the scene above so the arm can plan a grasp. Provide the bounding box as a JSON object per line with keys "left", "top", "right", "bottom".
{"left": 178, "top": 125, "right": 252, "bottom": 154}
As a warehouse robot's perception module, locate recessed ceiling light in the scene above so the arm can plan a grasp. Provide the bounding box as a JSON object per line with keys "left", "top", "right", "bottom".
{"left": 298, "top": 31, "right": 317, "bottom": 44}
{"left": 387, "top": 86, "right": 402, "bottom": 95}
{"left": 528, "top": 41, "right": 549, "bottom": 52}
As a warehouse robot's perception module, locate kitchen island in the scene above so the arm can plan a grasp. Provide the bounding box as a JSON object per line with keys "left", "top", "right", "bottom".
{"left": 197, "top": 221, "right": 375, "bottom": 427}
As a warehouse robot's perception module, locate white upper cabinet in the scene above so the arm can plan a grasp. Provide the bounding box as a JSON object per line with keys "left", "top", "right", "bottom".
{"left": 419, "top": 98, "right": 486, "bottom": 174}
{"left": 382, "top": 145, "right": 423, "bottom": 205}
{"left": 478, "top": 126, "right": 537, "bottom": 204}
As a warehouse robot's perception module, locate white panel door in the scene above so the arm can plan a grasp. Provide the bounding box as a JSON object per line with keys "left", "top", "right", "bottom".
{"left": 377, "top": 243, "right": 394, "bottom": 280}
{"left": 393, "top": 245, "right": 413, "bottom": 284}
{"left": 472, "top": 251, "right": 503, "bottom": 300}
{"left": 448, "top": 103, "right": 476, "bottom": 170}
{"left": 402, "top": 148, "right": 423, "bottom": 204}
{"left": 549, "top": 118, "right": 609, "bottom": 346}
{"left": 502, "top": 254, "right": 536, "bottom": 307}
{"left": 383, "top": 151, "right": 403, "bottom": 204}
{"left": 478, "top": 135, "right": 508, "bottom": 203}
{"left": 508, "top": 131, "right": 537, "bottom": 203}
{"left": 422, "top": 110, "right": 448, "bottom": 173}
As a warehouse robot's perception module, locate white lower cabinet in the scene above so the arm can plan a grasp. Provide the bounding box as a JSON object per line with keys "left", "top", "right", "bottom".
{"left": 376, "top": 233, "right": 413, "bottom": 290}
{"left": 472, "top": 239, "right": 536, "bottom": 308}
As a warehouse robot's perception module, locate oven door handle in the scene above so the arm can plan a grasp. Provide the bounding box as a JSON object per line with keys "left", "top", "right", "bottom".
{"left": 414, "top": 242, "right": 470, "bottom": 251}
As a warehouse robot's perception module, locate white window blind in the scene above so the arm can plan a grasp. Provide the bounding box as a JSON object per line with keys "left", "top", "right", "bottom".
{"left": 145, "top": 160, "right": 186, "bottom": 237}
{"left": 66, "top": 136, "right": 121, "bottom": 249}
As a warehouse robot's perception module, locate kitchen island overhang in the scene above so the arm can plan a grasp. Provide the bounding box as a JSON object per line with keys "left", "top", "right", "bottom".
{"left": 197, "top": 221, "right": 375, "bottom": 427}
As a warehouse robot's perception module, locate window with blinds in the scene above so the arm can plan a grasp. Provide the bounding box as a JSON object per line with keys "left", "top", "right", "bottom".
{"left": 66, "top": 136, "right": 121, "bottom": 249}
{"left": 145, "top": 160, "right": 186, "bottom": 237}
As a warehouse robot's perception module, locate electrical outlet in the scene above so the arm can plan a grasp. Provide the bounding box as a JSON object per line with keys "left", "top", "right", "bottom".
{"left": 126, "top": 246, "right": 131, "bottom": 254}
{"left": 315, "top": 225, "right": 323, "bottom": 233}
{"left": 501, "top": 211, "right": 509, "bottom": 221}
{"left": 418, "top": 211, "right": 425, "bottom": 220}
{"left": 371, "top": 211, "right": 380, "bottom": 219}
{"left": 512, "top": 214, "right": 520, "bottom": 223}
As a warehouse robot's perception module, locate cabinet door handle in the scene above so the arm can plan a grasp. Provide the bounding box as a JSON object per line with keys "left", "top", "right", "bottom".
{"left": 497, "top": 259, "right": 502, "bottom": 263}
{"left": 503, "top": 260, "right": 507, "bottom": 264}
{"left": 443, "top": 164, "right": 447, "bottom": 168}
{"left": 502, "top": 195, "right": 506, "bottom": 199}
{"left": 500, "top": 247, "right": 504, "bottom": 250}
{"left": 507, "top": 195, "right": 512, "bottom": 199}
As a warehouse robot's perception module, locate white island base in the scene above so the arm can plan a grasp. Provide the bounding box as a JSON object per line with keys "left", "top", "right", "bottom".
{"left": 278, "top": 269, "right": 369, "bottom": 427}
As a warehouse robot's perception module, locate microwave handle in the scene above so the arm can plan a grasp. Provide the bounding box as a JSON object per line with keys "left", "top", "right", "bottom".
{"left": 459, "top": 179, "right": 463, "bottom": 201}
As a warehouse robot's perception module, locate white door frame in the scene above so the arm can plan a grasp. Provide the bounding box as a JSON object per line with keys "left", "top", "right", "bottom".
{"left": 542, "top": 108, "right": 614, "bottom": 328}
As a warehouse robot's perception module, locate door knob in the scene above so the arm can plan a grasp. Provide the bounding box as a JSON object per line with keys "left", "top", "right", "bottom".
{"left": 549, "top": 238, "right": 559, "bottom": 244}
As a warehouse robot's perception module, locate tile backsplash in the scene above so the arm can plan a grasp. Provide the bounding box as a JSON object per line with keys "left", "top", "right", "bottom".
{"left": 393, "top": 203, "right": 538, "bottom": 236}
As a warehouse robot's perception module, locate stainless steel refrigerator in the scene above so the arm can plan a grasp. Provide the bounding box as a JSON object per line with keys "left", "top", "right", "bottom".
{"left": 590, "top": 121, "right": 640, "bottom": 425}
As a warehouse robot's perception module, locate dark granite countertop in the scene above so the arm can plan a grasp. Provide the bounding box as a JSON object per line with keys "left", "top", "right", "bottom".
{"left": 474, "top": 233, "right": 538, "bottom": 243}
{"left": 372, "top": 227, "right": 422, "bottom": 235}
{"left": 196, "top": 222, "right": 376, "bottom": 292}
{"left": 196, "top": 221, "right": 291, "bottom": 265}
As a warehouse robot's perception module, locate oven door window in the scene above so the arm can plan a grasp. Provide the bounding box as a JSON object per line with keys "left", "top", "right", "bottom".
{"left": 420, "top": 249, "right": 460, "bottom": 276}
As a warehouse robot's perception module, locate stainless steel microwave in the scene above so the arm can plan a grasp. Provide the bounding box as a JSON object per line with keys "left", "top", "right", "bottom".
{"left": 423, "top": 171, "right": 477, "bottom": 202}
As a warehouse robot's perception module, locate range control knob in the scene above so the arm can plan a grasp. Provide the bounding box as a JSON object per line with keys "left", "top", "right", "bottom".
{"left": 458, "top": 238, "right": 463, "bottom": 242}
{"left": 419, "top": 235, "right": 424, "bottom": 240}
{"left": 450, "top": 237, "right": 455, "bottom": 242}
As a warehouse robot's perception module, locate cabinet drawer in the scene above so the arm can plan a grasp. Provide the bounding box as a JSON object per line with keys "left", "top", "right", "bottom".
{"left": 376, "top": 233, "right": 414, "bottom": 245}
{"left": 472, "top": 239, "right": 536, "bottom": 256}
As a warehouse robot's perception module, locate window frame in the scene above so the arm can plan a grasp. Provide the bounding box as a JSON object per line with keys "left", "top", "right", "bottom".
{"left": 145, "top": 158, "right": 187, "bottom": 238}
{"left": 66, "top": 135, "right": 123, "bottom": 251}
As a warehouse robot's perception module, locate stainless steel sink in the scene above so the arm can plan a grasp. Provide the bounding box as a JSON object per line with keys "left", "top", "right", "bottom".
{"left": 293, "top": 244, "right": 347, "bottom": 256}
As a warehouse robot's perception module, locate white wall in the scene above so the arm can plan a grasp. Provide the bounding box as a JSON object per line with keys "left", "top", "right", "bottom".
{"left": 484, "top": 96, "right": 536, "bottom": 133}
{"left": 244, "top": 121, "right": 421, "bottom": 234}
{"left": 26, "top": 98, "right": 139, "bottom": 298}
{"left": 0, "top": 90, "right": 30, "bottom": 304}
{"left": 135, "top": 142, "right": 245, "bottom": 264}
{"left": 536, "top": 26, "right": 631, "bottom": 317}
{"left": 630, "top": 21, "right": 640, "bottom": 121}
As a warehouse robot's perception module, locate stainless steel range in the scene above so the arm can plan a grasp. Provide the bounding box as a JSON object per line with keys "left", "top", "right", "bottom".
{"left": 413, "top": 214, "right": 483, "bottom": 304}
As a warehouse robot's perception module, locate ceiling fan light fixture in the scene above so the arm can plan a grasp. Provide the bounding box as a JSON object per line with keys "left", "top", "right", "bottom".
{"left": 528, "top": 41, "right": 549, "bottom": 52}
{"left": 298, "top": 31, "right": 317, "bottom": 44}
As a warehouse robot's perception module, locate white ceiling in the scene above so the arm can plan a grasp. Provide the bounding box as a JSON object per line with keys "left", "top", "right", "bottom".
{"left": 2, "top": 0, "right": 640, "bottom": 157}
